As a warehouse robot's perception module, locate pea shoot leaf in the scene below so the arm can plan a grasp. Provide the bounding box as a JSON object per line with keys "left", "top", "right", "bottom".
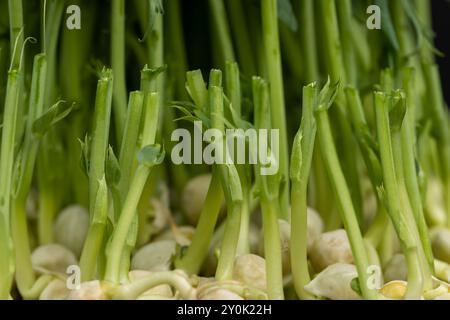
{"left": 138, "top": 144, "right": 165, "bottom": 167}
{"left": 32, "top": 100, "right": 74, "bottom": 138}
{"left": 105, "top": 145, "right": 121, "bottom": 188}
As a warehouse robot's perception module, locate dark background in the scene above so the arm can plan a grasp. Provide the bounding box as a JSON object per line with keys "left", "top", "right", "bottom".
{"left": 432, "top": 0, "right": 450, "bottom": 104}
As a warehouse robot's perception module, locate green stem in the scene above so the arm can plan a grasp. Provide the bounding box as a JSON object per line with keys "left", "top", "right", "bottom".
{"left": 118, "top": 92, "right": 145, "bottom": 197}
{"left": 290, "top": 83, "right": 317, "bottom": 300}
{"left": 374, "top": 91, "right": 423, "bottom": 299}
{"left": 208, "top": 0, "right": 235, "bottom": 65}
{"left": 8, "top": 0, "right": 23, "bottom": 69}
{"left": 111, "top": 0, "right": 127, "bottom": 142}
{"left": 166, "top": 0, "right": 189, "bottom": 99}
{"left": 176, "top": 169, "right": 224, "bottom": 275}
{"left": 299, "top": 0, "right": 319, "bottom": 82}
{"left": 318, "top": 0, "right": 363, "bottom": 226}
{"left": 0, "top": 70, "right": 21, "bottom": 299}
{"left": 261, "top": 0, "right": 289, "bottom": 220}
{"left": 392, "top": 131, "right": 433, "bottom": 291}
{"left": 43, "top": 0, "right": 64, "bottom": 106}
{"left": 290, "top": 181, "right": 313, "bottom": 299}
{"left": 12, "top": 53, "right": 47, "bottom": 297}
{"left": 336, "top": 0, "right": 356, "bottom": 84}
{"left": 89, "top": 70, "right": 113, "bottom": 214}
{"left": 105, "top": 165, "right": 151, "bottom": 283}
{"left": 401, "top": 69, "right": 434, "bottom": 273}
{"left": 79, "top": 178, "right": 108, "bottom": 281}
{"left": 36, "top": 172, "right": 57, "bottom": 244}
{"left": 208, "top": 84, "right": 243, "bottom": 282}
{"left": 364, "top": 204, "right": 389, "bottom": 248}
{"left": 252, "top": 77, "right": 284, "bottom": 299}
{"left": 279, "top": 25, "right": 303, "bottom": 80}
{"left": 225, "top": 0, "right": 256, "bottom": 76}
{"left": 215, "top": 203, "right": 242, "bottom": 281}
{"left": 60, "top": 0, "right": 95, "bottom": 206}
{"left": 105, "top": 92, "right": 160, "bottom": 284}
{"left": 224, "top": 61, "right": 250, "bottom": 255}
{"left": 315, "top": 108, "right": 378, "bottom": 300}
{"left": 261, "top": 199, "right": 284, "bottom": 300}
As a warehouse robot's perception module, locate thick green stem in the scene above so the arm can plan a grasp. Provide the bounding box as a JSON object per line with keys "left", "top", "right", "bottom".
{"left": 208, "top": 0, "right": 235, "bottom": 65}
{"left": 374, "top": 92, "right": 423, "bottom": 299}
{"left": 166, "top": 0, "right": 188, "bottom": 99}
{"left": 0, "top": 70, "right": 20, "bottom": 299}
{"left": 118, "top": 92, "right": 145, "bottom": 197}
{"left": 111, "top": 0, "right": 127, "bottom": 142}
{"left": 336, "top": 0, "right": 356, "bottom": 85}
{"left": 290, "top": 83, "right": 317, "bottom": 300}
{"left": 215, "top": 203, "right": 242, "bottom": 281}
{"left": 401, "top": 69, "right": 434, "bottom": 274}
{"left": 12, "top": 53, "right": 47, "bottom": 297}
{"left": 225, "top": 0, "right": 255, "bottom": 76}
{"left": 392, "top": 131, "right": 433, "bottom": 291}
{"left": 261, "top": 0, "right": 289, "bottom": 220}
{"left": 316, "top": 108, "right": 378, "bottom": 300}
{"left": 105, "top": 92, "right": 160, "bottom": 284}
{"left": 89, "top": 70, "right": 113, "bottom": 214}
{"left": 8, "top": 0, "right": 23, "bottom": 69}
{"left": 208, "top": 84, "right": 243, "bottom": 282}
{"left": 79, "top": 178, "right": 108, "bottom": 281}
{"left": 176, "top": 170, "right": 224, "bottom": 275}
{"left": 261, "top": 199, "right": 284, "bottom": 300}
{"left": 299, "top": 0, "right": 319, "bottom": 82}
{"left": 105, "top": 166, "right": 151, "bottom": 283}
{"left": 318, "top": 0, "right": 363, "bottom": 226}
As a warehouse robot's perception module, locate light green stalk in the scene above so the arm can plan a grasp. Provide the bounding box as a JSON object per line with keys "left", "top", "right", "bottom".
{"left": 0, "top": 69, "right": 21, "bottom": 299}
{"left": 211, "top": 83, "right": 244, "bottom": 282}
{"left": 175, "top": 169, "right": 224, "bottom": 274}
{"left": 225, "top": 0, "right": 256, "bottom": 76}
{"left": 105, "top": 93, "right": 161, "bottom": 284}
{"left": 261, "top": 0, "right": 289, "bottom": 220}
{"left": 89, "top": 70, "right": 113, "bottom": 214}
{"left": 208, "top": 0, "right": 235, "bottom": 65}
{"left": 374, "top": 91, "right": 424, "bottom": 299}
{"left": 79, "top": 178, "right": 108, "bottom": 281}
{"left": 315, "top": 96, "right": 378, "bottom": 300}
{"left": 253, "top": 77, "right": 284, "bottom": 300}
{"left": 12, "top": 54, "right": 47, "bottom": 299}
{"left": 290, "top": 83, "right": 317, "bottom": 299}
{"left": 111, "top": 0, "right": 127, "bottom": 142}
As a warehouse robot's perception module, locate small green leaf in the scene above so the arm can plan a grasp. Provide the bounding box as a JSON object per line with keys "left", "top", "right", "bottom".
{"left": 137, "top": 144, "right": 165, "bottom": 167}
{"left": 289, "top": 132, "right": 303, "bottom": 181}
{"left": 32, "top": 100, "right": 74, "bottom": 137}
{"left": 388, "top": 90, "right": 407, "bottom": 132}
{"left": 350, "top": 277, "right": 363, "bottom": 297}
{"left": 277, "top": 0, "right": 298, "bottom": 32}
{"left": 315, "top": 78, "right": 339, "bottom": 113}
{"left": 105, "top": 145, "right": 121, "bottom": 187}
{"left": 79, "top": 135, "right": 90, "bottom": 177}
{"left": 224, "top": 98, "right": 253, "bottom": 130}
